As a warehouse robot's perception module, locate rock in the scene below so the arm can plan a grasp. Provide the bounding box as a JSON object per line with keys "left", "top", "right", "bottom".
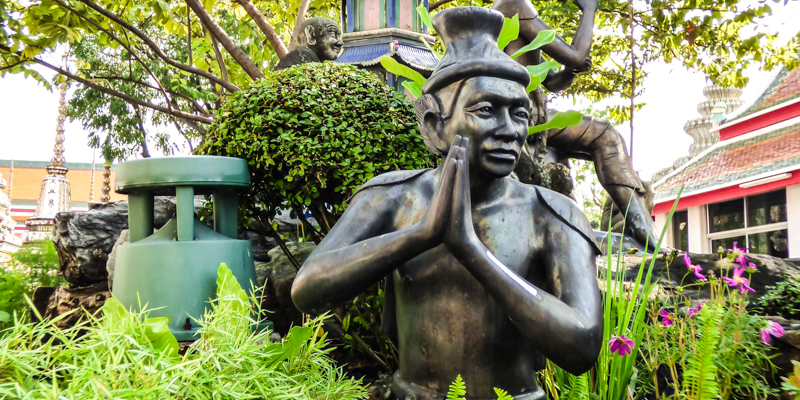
{"left": 42, "top": 281, "right": 110, "bottom": 330}
{"left": 256, "top": 241, "right": 316, "bottom": 335}
{"left": 239, "top": 229, "right": 276, "bottom": 262}
{"left": 106, "top": 229, "right": 129, "bottom": 291}
{"left": 598, "top": 252, "right": 800, "bottom": 302}
{"left": 30, "top": 286, "right": 56, "bottom": 322}
{"left": 52, "top": 198, "right": 176, "bottom": 287}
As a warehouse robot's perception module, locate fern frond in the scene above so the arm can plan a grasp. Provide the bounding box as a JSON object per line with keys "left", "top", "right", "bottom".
{"left": 563, "top": 373, "right": 590, "bottom": 400}
{"left": 684, "top": 305, "right": 722, "bottom": 400}
{"left": 447, "top": 375, "right": 467, "bottom": 400}
{"left": 494, "top": 387, "right": 514, "bottom": 400}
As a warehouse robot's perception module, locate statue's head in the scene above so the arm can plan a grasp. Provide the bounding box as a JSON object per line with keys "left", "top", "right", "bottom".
{"left": 299, "top": 17, "right": 343, "bottom": 61}
{"left": 415, "top": 7, "right": 531, "bottom": 178}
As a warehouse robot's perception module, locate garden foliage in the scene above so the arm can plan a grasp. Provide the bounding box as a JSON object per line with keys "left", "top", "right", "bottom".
{"left": 0, "top": 264, "right": 368, "bottom": 399}
{"left": 759, "top": 277, "right": 800, "bottom": 320}
{"left": 198, "top": 62, "right": 437, "bottom": 229}
{"left": 0, "top": 241, "right": 63, "bottom": 330}
{"left": 538, "top": 189, "right": 782, "bottom": 399}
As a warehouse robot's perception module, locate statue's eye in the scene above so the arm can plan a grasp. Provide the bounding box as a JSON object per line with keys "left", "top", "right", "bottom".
{"left": 479, "top": 106, "right": 493, "bottom": 114}
{"left": 515, "top": 111, "right": 529, "bottom": 119}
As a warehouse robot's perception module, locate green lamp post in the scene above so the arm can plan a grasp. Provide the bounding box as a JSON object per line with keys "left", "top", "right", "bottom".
{"left": 112, "top": 156, "right": 256, "bottom": 341}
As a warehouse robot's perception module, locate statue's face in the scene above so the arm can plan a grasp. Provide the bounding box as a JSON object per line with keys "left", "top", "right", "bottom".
{"left": 310, "top": 21, "right": 343, "bottom": 61}
{"left": 442, "top": 77, "right": 530, "bottom": 178}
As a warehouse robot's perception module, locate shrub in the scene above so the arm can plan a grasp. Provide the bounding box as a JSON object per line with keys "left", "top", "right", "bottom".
{"left": 759, "top": 277, "right": 800, "bottom": 320}
{"left": 0, "top": 241, "right": 63, "bottom": 329}
{"left": 198, "top": 62, "right": 437, "bottom": 230}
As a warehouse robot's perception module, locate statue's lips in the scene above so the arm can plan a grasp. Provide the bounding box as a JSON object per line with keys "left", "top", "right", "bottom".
{"left": 483, "top": 149, "right": 518, "bottom": 161}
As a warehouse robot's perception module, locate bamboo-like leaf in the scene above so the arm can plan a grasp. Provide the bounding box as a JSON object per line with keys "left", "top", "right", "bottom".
{"left": 402, "top": 80, "right": 423, "bottom": 98}
{"left": 416, "top": 5, "right": 433, "bottom": 31}
{"left": 528, "top": 110, "right": 582, "bottom": 134}
{"left": 381, "top": 56, "right": 427, "bottom": 86}
{"left": 526, "top": 61, "right": 560, "bottom": 81}
{"left": 511, "top": 30, "right": 556, "bottom": 59}
{"left": 419, "top": 36, "right": 442, "bottom": 60}
{"left": 526, "top": 74, "right": 542, "bottom": 93}
{"left": 497, "top": 14, "right": 519, "bottom": 50}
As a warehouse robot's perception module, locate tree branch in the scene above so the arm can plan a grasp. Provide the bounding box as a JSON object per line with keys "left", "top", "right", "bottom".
{"left": 0, "top": 46, "right": 213, "bottom": 124}
{"left": 56, "top": 0, "right": 174, "bottom": 111}
{"left": 77, "top": 0, "right": 240, "bottom": 92}
{"left": 235, "top": 0, "right": 288, "bottom": 58}
{"left": 86, "top": 75, "right": 209, "bottom": 115}
{"left": 288, "top": 0, "right": 311, "bottom": 50}
{"left": 184, "top": 0, "right": 265, "bottom": 80}
{"left": 207, "top": 28, "right": 230, "bottom": 83}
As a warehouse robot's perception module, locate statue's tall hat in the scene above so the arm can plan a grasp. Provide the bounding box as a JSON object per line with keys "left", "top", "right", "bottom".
{"left": 422, "top": 7, "right": 531, "bottom": 94}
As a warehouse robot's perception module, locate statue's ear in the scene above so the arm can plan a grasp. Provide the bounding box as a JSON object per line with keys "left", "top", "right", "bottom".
{"left": 414, "top": 94, "right": 447, "bottom": 155}
{"left": 304, "top": 26, "right": 316, "bottom": 45}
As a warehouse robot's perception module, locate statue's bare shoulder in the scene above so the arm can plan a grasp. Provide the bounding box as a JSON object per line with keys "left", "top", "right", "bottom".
{"left": 507, "top": 179, "right": 601, "bottom": 255}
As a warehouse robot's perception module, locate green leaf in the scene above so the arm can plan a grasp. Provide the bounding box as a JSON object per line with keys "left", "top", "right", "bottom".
{"left": 494, "top": 388, "right": 513, "bottom": 400}
{"left": 526, "top": 74, "right": 542, "bottom": 93}
{"left": 144, "top": 317, "right": 179, "bottom": 357}
{"left": 265, "top": 325, "right": 314, "bottom": 368}
{"left": 525, "top": 61, "right": 560, "bottom": 81}
{"left": 528, "top": 110, "right": 583, "bottom": 134}
{"left": 416, "top": 5, "right": 433, "bottom": 31}
{"left": 511, "top": 30, "right": 556, "bottom": 59}
{"left": 216, "top": 263, "right": 249, "bottom": 315}
{"left": 381, "top": 56, "right": 427, "bottom": 86}
{"left": 419, "top": 36, "right": 442, "bottom": 61}
{"left": 0, "top": 310, "right": 9, "bottom": 323}
{"left": 497, "top": 14, "right": 519, "bottom": 50}
{"left": 101, "top": 297, "right": 129, "bottom": 327}
{"left": 402, "top": 81, "right": 423, "bottom": 98}
{"left": 446, "top": 375, "right": 467, "bottom": 400}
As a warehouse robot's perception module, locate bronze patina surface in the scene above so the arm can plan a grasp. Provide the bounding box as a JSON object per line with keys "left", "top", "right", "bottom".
{"left": 274, "top": 17, "right": 343, "bottom": 71}
{"left": 291, "top": 7, "right": 603, "bottom": 399}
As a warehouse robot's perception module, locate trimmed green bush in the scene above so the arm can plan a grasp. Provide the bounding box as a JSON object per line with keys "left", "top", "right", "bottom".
{"left": 198, "top": 62, "right": 436, "bottom": 226}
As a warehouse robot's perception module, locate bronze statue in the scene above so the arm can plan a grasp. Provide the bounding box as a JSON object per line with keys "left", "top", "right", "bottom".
{"left": 274, "top": 17, "right": 343, "bottom": 71}
{"left": 493, "top": 0, "right": 660, "bottom": 250}
{"left": 292, "top": 7, "right": 602, "bottom": 399}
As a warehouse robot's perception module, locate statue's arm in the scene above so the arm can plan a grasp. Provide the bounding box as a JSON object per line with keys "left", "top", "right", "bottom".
{"left": 291, "top": 188, "right": 431, "bottom": 315}
{"left": 542, "top": 66, "right": 576, "bottom": 93}
{"left": 448, "top": 230, "right": 602, "bottom": 375}
{"left": 494, "top": 0, "right": 596, "bottom": 71}
{"left": 293, "top": 154, "right": 458, "bottom": 315}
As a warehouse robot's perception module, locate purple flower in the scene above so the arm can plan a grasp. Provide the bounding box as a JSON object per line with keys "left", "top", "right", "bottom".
{"left": 722, "top": 265, "right": 756, "bottom": 293}
{"left": 609, "top": 334, "right": 635, "bottom": 356}
{"left": 687, "top": 301, "right": 705, "bottom": 318}
{"left": 659, "top": 310, "right": 675, "bottom": 327}
{"left": 728, "top": 242, "right": 750, "bottom": 267}
{"left": 760, "top": 321, "right": 785, "bottom": 344}
{"left": 683, "top": 253, "right": 707, "bottom": 281}
{"left": 746, "top": 262, "right": 757, "bottom": 272}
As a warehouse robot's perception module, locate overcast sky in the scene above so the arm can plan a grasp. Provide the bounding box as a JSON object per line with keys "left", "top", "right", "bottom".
{"left": 1, "top": 1, "right": 798, "bottom": 180}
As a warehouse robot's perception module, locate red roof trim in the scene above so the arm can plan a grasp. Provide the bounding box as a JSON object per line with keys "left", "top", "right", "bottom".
{"left": 719, "top": 101, "right": 800, "bottom": 141}
{"left": 652, "top": 168, "right": 800, "bottom": 215}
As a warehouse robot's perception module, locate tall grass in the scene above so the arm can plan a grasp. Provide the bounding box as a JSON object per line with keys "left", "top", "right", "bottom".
{"left": 0, "top": 264, "right": 368, "bottom": 399}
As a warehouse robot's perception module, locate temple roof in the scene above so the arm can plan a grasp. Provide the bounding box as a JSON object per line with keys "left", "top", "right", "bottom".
{"left": 653, "top": 120, "right": 800, "bottom": 202}
{"left": 726, "top": 67, "right": 800, "bottom": 122}
{"left": 336, "top": 42, "right": 439, "bottom": 71}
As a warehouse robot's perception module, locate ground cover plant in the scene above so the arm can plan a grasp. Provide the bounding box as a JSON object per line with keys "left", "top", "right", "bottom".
{"left": 0, "top": 264, "right": 368, "bottom": 399}
{"left": 759, "top": 276, "right": 800, "bottom": 320}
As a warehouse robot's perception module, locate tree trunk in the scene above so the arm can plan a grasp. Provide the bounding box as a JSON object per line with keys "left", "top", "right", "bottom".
{"left": 236, "top": 0, "right": 288, "bottom": 58}
{"left": 185, "top": 0, "right": 265, "bottom": 80}
{"left": 288, "top": 0, "right": 312, "bottom": 50}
